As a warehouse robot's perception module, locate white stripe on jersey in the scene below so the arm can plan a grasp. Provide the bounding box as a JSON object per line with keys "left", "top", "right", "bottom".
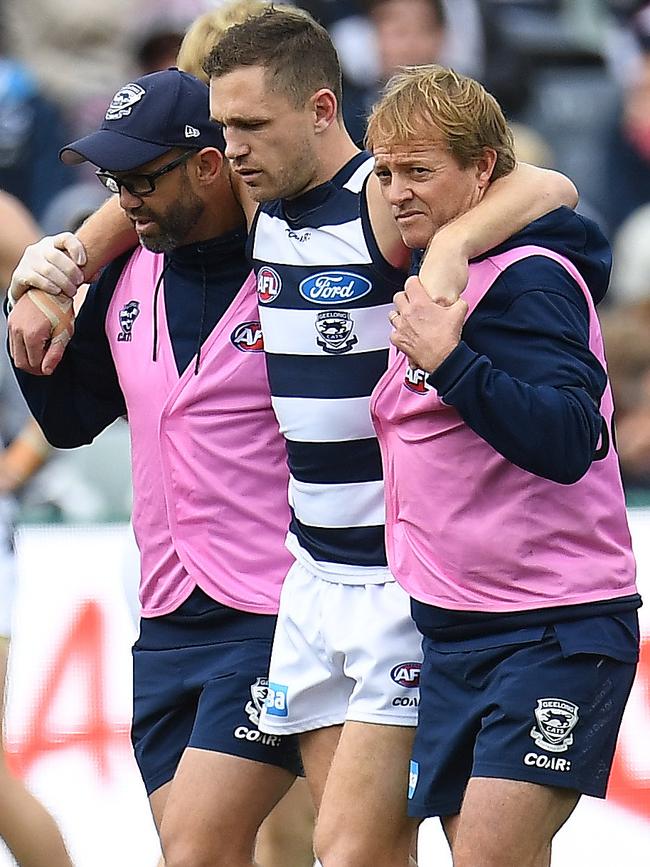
{"left": 344, "top": 157, "right": 374, "bottom": 193}
{"left": 260, "top": 304, "right": 393, "bottom": 355}
{"left": 253, "top": 212, "right": 372, "bottom": 266}
{"left": 271, "top": 395, "right": 375, "bottom": 442}
{"left": 288, "top": 476, "right": 385, "bottom": 528}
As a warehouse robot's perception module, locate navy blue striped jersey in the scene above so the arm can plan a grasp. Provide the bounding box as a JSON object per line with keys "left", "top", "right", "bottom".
{"left": 247, "top": 152, "right": 406, "bottom": 582}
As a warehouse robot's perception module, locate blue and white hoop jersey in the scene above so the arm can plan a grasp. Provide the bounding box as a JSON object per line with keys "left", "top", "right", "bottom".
{"left": 248, "top": 152, "right": 406, "bottom": 583}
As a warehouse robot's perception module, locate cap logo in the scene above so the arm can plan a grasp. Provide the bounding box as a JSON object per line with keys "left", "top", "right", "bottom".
{"left": 105, "top": 83, "right": 146, "bottom": 121}
{"left": 185, "top": 125, "right": 200, "bottom": 139}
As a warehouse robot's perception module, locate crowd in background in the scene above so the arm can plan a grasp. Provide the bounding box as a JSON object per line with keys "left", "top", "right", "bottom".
{"left": 1, "top": 0, "right": 650, "bottom": 513}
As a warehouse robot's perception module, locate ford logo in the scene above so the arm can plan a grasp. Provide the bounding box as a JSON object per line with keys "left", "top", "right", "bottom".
{"left": 299, "top": 271, "right": 372, "bottom": 304}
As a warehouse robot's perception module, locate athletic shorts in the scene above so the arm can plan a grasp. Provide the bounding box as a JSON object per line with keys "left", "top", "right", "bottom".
{"left": 131, "top": 586, "right": 302, "bottom": 796}
{"left": 408, "top": 616, "right": 639, "bottom": 818}
{"left": 259, "top": 560, "right": 423, "bottom": 735}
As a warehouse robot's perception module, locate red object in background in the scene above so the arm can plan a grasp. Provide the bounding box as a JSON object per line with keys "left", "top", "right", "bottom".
{"left": 608, "top": 637, "right": 650, "bottom": 820}
{"left": 6, "top": 599, "right": 130, "bottom": 780}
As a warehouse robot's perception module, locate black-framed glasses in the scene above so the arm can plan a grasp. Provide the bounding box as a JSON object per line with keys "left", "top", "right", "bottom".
{"left": 95, "top": 149, "right": 197, "bottom": 197}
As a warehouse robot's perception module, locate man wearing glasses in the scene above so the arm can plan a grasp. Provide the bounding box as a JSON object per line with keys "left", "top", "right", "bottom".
{"left": 9, "top": 68, "right": 313, "bottom": 867}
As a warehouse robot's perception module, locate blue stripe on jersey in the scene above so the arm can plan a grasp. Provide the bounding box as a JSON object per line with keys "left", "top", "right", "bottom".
{"left": 286, "top": 438, "right": 383, "bottom": 485}
{"left": 265, "top": 350, "right": 389, "bottom": 399}
{"left": 289, "top": 512, "right": 387, "bottom": 568}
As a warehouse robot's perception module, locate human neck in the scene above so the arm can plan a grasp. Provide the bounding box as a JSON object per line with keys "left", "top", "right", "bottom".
{"left": 313, "top": 125, "right": 361, "bottom": 190}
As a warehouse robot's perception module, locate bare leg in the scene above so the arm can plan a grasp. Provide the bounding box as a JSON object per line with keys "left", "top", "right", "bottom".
{"left": 441, "top": 777, "right": 579, "bottom": 867}
{"left": 255, "top": 777, "right": 315, "bottom": 867}
{"left": 150, "top": 747, "right": 295, "bottom": 867}
{"left": 303, "top": 721, "right": 417, "bottom": 867}
{"left": 0, "top": 637, "right": 74, "bottom": 867}
{"left": 299, "top": 724, "right": 342, "bottom": 813}
{"left": 152, "top": 776, "right": 315, "bottom": 867}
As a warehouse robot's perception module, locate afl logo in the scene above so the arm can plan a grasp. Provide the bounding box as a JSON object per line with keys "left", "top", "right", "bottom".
{"left": 231, "top": 321, "right": 264, "bottom": 352}
{"left": 299, "top": 271, "right": 372, "bottom": 304}
{"left": 257, "top": 266, "right": 282, "bottom": 303}
{"left": 390, "top": 662, "right": 421, "bottom": 688}
{"left": 403, "top": 366, "right": 433, "bottom": 394}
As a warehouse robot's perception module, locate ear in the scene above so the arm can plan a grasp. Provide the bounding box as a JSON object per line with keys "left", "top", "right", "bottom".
{"left": 476, "top": 147, "right": 498, "bottom": 188}
{"left": 311, "top": 88, "right": 338, "bottom": 133}
{"left": 193, "top": 147, "right": 224, "bottom": 185}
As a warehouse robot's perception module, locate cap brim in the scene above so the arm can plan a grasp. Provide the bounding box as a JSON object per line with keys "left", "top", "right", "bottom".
{"left": 59, "top": 130, "right": 173, "bottom": 172}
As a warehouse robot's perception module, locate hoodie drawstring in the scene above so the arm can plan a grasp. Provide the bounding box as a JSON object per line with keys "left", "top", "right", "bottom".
{"left": 193, "top": 262, "right": 208, "bottom": 375}
{"left": 152, "top": 258, "right": 172, "bottom": 363}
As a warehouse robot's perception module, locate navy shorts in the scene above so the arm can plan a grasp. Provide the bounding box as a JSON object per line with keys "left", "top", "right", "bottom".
{"left": 131, "top": 586, "right": 302, "bottom": 796}
{"left": 408, "top": 614, "right": 639, "bottom": 818}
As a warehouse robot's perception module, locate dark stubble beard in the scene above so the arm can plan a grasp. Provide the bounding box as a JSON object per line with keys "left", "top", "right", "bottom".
{"left": 137, "top": 180, "right": 206, "bottom": 253}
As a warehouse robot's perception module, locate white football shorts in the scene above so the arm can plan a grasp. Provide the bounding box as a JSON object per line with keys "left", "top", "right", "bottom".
{"left": 259, "top": 560, "right": 423, "bottom": 735}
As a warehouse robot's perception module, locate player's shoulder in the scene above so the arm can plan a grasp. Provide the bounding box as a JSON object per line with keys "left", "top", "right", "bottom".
{"left": 364, "top": 171, "right": 408, "bottom": 269}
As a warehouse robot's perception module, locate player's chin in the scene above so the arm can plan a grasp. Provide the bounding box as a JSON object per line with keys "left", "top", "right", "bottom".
{"left": 243, "top": 182, "right": 275, "bottom": 204}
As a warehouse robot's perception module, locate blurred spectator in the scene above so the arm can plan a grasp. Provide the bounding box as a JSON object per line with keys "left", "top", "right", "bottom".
{"left": 5, "top": 0, "right": 136, "bottom": 140}
{"left": 40, "top": 182, "right": 111, "bottom": 236}
{"left": 341, "top": 0, "right": 448, "bottom": 142}
{"left": 340, "top": 0, "right": 532, "bottom": 144}
{"left": 601, "top": 300, "right": 650, "bottom": 499}
{"left": 130, "top": 0, "right": 208, "bottom": 75}
{"left": 0, "top": 57, "right": 75, "bottom": 219}
{"left": 604, "top": 6, "right": 650, "bottom": 232}
{"left": 609, "top": 203, "right": 650, "bottom": 304}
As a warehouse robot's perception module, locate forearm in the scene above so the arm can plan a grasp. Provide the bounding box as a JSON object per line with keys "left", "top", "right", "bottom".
{"left": 77, "top": 196, "right": 137, "bottom": 281}
{"left": 419, "top": 164, "right": 578, "bottom": 292}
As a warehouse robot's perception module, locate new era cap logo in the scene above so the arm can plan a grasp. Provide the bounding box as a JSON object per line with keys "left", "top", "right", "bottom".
{"left": 105, "top": 83, "right": 145, "bottom": 121}
{"left": 185, "top": 125, "right": 200, "bottom": 138}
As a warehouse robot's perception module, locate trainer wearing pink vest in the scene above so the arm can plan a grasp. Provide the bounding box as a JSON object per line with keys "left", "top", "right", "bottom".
{"left": 367, "top": 66, "right": 640, "bottom": 867}
{"left": 10, "top": 69, "right": 309, "bottom": 867}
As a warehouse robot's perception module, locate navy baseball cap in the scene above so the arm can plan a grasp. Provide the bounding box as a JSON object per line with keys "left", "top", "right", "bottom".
{"left": 59, "top": 68, "right": 225, "bottom": 172}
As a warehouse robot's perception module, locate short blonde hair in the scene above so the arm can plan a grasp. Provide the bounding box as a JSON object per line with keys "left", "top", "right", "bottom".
{"left": 177, "top": 0, "right": 301, "bottom": 83}
{"left": 366, "top": 65, "right": 516, "bottom": 181}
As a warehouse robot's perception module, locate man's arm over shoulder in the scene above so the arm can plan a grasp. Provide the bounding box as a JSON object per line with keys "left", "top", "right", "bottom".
{"left": 11, "top": 255, "right": 129, "bottom": 448}
{"left": 419, "top": 164, "right": 579, "bottom": 301}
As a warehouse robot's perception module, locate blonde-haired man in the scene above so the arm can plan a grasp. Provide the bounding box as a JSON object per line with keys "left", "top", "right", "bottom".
{"left": 368, "top": 65, "right": 639, "bottom": 867}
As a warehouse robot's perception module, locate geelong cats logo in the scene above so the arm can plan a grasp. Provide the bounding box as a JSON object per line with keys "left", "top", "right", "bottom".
{"left": 117, "top": 300, "right": 140, "bottom": 342}
{"left": 530, "top": 698, "right": 579, "bottom": 753}
{"left": 315, "top": 310, "right": 358, "bottom": 354}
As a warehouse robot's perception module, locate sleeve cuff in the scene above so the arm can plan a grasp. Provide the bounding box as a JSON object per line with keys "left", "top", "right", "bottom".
{"left": 426, "top": 341, "right": 479, "bottom": 396}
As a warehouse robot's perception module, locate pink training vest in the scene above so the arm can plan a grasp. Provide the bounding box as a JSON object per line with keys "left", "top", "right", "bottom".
{"left": 106, "top": 247, "right": 293, "bottom": 617}
{"left": 371, "top": 245, "right": 637, "bottom": 612}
